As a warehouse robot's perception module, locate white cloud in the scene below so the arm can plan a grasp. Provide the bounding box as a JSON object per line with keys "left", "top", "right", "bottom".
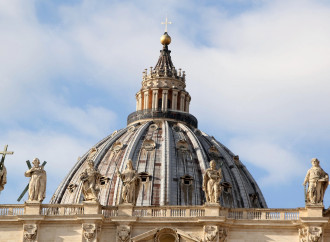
{"left": 229, "top": 138, "right": 305, "bottom": 185}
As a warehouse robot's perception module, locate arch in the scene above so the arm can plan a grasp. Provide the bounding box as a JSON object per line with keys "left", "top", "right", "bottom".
{"left": 155, "top": 228, "right": 179, "bottom": 242}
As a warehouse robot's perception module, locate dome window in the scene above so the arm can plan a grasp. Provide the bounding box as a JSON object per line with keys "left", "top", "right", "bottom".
{"left": 67, "top": 184, "right": 77, "bottom": 193}
{"left": 180, "top": 175, "right": 193, "bottom": 186}
{"left": 99, "top": 176, "right": 110, "bottom": 186}
{"left": 139, "top": 172, "right": 151, "bottom": 183}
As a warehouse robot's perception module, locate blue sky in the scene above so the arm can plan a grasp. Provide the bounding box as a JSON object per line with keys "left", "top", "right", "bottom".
{"left": 1, "top": 0, "right": 330, "bottom": 208}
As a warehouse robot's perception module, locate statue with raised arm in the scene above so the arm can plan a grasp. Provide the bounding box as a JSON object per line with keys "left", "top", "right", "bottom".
{"left": 203, "top": 160, "right": 222, "bottom": 204}
{"left": 116, "top": 159, "right": 140, "bottom": 205}
{"left": 303, "top": 158, "right": 328, "bottom": 205}
{"left": 80, "top": 148, "right": 101, "bottom": 202}
{"left": 24, "top": 158, "right": 47, "bottom": 202}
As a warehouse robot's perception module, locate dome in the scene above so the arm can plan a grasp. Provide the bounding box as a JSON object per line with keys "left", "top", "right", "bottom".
{"left": 51, "top": 33, "right": 267, "bottom": 209}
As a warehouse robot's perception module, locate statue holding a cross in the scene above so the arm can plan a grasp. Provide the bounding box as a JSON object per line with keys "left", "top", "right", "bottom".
{"left": 0, "top": 145, "right": 14, "bottom": 192}
{"left": 24, "top": 158, "right": 47, "bottom": 202}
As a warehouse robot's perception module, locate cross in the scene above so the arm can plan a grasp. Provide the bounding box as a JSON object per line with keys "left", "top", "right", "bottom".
{"left": 17, "top": 160, "right": 47, "bottom": 202}
{"left": 0, "top": 145, "right": 14, "bottom": 171}
{"left": 161, "top": 16, "right": 172, "bottom": 33}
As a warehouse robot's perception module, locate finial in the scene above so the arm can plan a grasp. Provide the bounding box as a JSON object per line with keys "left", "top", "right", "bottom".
{"left": 161, "top": 16, "right": 172, "bottom": 33}
{"left": 160, "top": 17, "right": 172, "bottom": 46}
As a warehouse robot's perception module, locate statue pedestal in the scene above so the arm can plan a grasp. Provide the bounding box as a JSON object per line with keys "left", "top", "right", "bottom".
{"left": 305, "top": 204, "right": 324, "bottom": 217}
{"left": 118, "top": 203, "right": 134, "bottom": 217}
{"left": 204, "top": 203, "right": 220, "bottom": 216}
{"left": 83, "top": 201, "right": 101, "bottom": 215}
{"left": 24, "top": 201, "right": 41, "bottom": 215}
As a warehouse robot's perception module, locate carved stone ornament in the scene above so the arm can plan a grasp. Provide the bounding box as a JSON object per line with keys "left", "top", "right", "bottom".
{"left": 82, "top": 224, "right": 100, "bottom": 242}
{"left": 23, "top": 224, "right": 38, "bottom": 242}
{"left": 176, "top": 139, "right": 189, "bottom": 152}
{"left": 208, "top": 146, "right": 221, "bottom": 160}
{"left": 142, "top": 138, "right": 156, "bottom": 151}
{"left": 117, "top": 225, "right": 130, "bottom": 242}
{"left": 203, "top": 225, "right": 218, "bottom": 242}
{"left": 218, "top": 227, "right": 228, "bottom": 242}
{"left": 111, "top": 130, "right": 118, "bottom": 137}
{"left": 172, "top": 124, "right": 181, "bottom": 132}
{"left": 149, "top": 123, "right": 159, "bottom": 131}
{"left": 194, "top": 129, "right": 202, "bottom": 136}
{"left": 233, "top": 155, "right": 241, "bottom": 166}
{"left": 111, "top": 141, "right": 124, "bottom": 153}
{"left": 299, "top": 226, "right": 323, "bottom": 242}
{"left": 154, "top": 228, "right": 179, "bottom": 242}
{"left": 128, "top": 125, "right": 136, "bottom": 133}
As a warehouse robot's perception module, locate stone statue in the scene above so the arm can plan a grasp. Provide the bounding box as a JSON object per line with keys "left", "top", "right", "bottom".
{"left": 116, "top": 159, "right": 140, "bottom": 204}
{"left": 303, "top": 158, "right": 328, "bottom": 205}
{"left": 24, "top": 158, "right": 47, "bottom": 202}
{"left": 80, "top": 160, "right": 101, "bottom": 202}
{"left": 203, "top": 160, "right": 222, "bottom": 203}
{"left": 0, "top": 165, "right": 7, "bottom": 192}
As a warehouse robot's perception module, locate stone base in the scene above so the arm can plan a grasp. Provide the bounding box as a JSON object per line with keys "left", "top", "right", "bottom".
{"left": 204, "top": 203, "right": 220, "bottom": 216}
{"left": 24, "top": 201, "right": 41, "bottom": 215}
{"left": 118, "top": 203, "right": 134, "bottom": 216}
{"left": 83, "top": 201, "right": 101, "bottom": 215}
{"left": 305, "top": 204, "right": 324, "bottom": 217}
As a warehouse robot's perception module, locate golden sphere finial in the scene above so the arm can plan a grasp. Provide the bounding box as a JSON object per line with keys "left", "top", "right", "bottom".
{"left": 160, "top": 32, "right": 171, "bottom": 45}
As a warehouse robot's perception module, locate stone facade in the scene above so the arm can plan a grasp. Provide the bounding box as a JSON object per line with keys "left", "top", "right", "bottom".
{"left": 0, "top": 202, "right": 329, "bottom": 241}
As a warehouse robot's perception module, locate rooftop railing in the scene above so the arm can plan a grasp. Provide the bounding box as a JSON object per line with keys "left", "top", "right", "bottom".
{"left": 127, "top": 109, "right": 198, "bottom": 128}
{"left": 0, "top": 204, "right": 301, "bottom": 221}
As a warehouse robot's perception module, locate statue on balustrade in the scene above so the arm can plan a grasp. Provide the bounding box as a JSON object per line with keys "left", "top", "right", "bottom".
{"left": 24, "top": 158, "right": 47, "bottom": 202}
{"left": 203, "top": 160, "right": 222, "bottom": 204}
{"left": 303, "top": 158, "right": 329, "bottom": 205}
{"left": 0, "top": 165, "right": 7, "bottom": 192}
{"left": 116, "top": 159, "right": 140, "bottom": 205}
{"left": 80, "top": 148, "right": 101, "bottom": 202}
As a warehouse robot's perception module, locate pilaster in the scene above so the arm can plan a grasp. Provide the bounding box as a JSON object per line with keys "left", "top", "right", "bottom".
{"left": 180, "top": 92, "right": 186, "bottom": 111}
{"left": 161, "top": 88, "right": 169, "bottom": 111}
{"left": 172, "top": 90, "right": 178, "bottom": 110}
{"left": 151, "top": 88, "right": 159, "bottom": 110}
{"left": 143, "top": 90, "right": 149, "bottom": 110}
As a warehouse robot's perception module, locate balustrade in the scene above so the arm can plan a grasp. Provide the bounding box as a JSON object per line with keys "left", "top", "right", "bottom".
{"left": 0, "top": 204, "right": 301, "bottom": 221}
